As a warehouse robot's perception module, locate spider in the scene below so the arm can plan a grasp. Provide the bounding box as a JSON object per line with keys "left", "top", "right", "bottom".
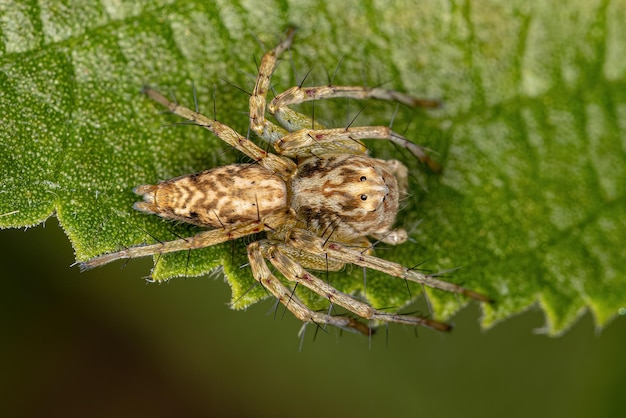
{"left": 81, "top": 27, "right": 490, "bottom": 335}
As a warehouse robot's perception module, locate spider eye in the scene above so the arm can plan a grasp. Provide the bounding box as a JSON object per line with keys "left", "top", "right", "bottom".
{"left": 360, "top": 176, "right": 367, "bottom": 182}
{"left": 360, "top": 194, "right": 367, "bottom": 201}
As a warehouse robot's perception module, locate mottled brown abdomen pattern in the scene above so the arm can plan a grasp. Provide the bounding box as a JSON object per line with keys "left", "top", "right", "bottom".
{"left": 134, "top": 164, "right": 287, "bottom": 228}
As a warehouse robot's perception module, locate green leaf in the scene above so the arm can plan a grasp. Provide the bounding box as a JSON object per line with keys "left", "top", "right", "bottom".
{"left": 1, "top": 0, "right": 625, "bottom": 335}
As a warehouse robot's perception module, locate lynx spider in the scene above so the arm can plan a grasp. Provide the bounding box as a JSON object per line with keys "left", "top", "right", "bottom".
{"left": 82, "top": 27, "right": 490, "bottom": 335}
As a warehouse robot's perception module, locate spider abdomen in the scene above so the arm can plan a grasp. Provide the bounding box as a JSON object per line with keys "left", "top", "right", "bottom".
{"left": 133, "top": 164, "right": 287, "bottom": 227}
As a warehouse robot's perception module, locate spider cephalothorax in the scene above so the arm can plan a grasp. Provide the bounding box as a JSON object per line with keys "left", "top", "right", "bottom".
{"left": 290, "top": 154, "right": 401, "bottom": 242}
{"left": 82, "top": 27, "right": 490, "bottom": 335}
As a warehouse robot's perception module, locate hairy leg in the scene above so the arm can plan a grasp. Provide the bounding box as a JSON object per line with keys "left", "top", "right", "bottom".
{"left": 259, "top": 240, "right": 452, "bottom": 332}
{"left": 79, "top": 219, "right": 267, "bottom": 270}
{"left": 249, "top": 27, "right": 297, "bottom": 143}
{"left": 247, "top": 241, "right": 371, "bottom": 334}
{"left": 285, "top": 228, "right": 492, "bottom": 302}
{"left": 274, "top": 125, "right": 439, "bottom": 171}
{"left": 142, "top": 87, "right": 296, "bottom": 179}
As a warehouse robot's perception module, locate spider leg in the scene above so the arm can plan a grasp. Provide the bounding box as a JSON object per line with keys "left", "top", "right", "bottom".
{"left": 142, "top": 87, "right": 296, "bottom": 179}
{"left": 259, "top": 240, "right": 452, "bottom": 332}
{"left": 270, "top": 85, "right": 441, "bottom": 171}
{"left": 369, "top": 228, "right": 408, "bottom": 245}
{"left": 265, "top": 79, "right": 441, "bottom": 170}
{"left": 271, "top": 85, "right": 441, "bottom": 113}
{"left": 286, "top": 228, "right": 493, "bottom": 303}
{"left": 249, "top": 27, "right": 298, "bottom": 144}
{"left": 79, "top": 220, "right": 267, "bottom": 271}
{"left": 273, "top": 126, "right": 440, "bottom": 172}
{"left": 247, "top": 241, "right": 371, "bottom": 335}
{"left": 248, "top": 28, "right": 327, "bottom": 143}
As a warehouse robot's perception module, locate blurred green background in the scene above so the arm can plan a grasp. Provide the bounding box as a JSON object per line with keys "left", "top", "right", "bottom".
{"left": 1, "top": 222, "right": 624, "bottom": 418}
